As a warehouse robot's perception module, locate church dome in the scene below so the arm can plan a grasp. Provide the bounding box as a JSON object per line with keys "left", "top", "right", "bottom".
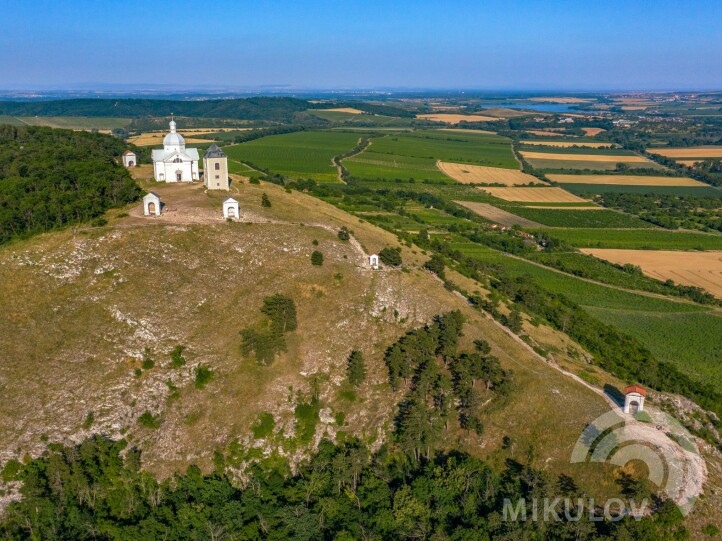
{"left": 163, "top": 119, "right": 185, "bottom": 148}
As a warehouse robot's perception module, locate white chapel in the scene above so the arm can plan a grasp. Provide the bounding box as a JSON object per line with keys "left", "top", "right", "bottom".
{"left": 152, "top": 119, "right": 200, "bottom": 182}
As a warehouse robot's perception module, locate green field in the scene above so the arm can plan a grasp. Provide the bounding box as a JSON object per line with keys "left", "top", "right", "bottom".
{"left": 450, "top": 243, "right": 722, "bottom": 390}
{"left": 585, "top": 307, "right": 722, "bottom": 389}
{"left": 518, "top": 145, "right": 637, "bottom": 156}
{"left": 525, "top": 158, "right": 665, "bottom": 171}
{"left": 560, "top": 183, "right": 722, "bottom": 197}
{"left": 534, "top": 228, "right": 722, "bottom": 250}
{"left": 345, "top": 152, "right": 453, "bottom": 182}
{"left": 224, "top": 131, "right": 361, "bottom": 182}
{"left": 368, "top": 131, "right": 518, "bottom": 168}
{"left": 493, "top": 205, "right": 655, "bottom": 228}
{"left": 0, "top": 116, "right": 131, "bottom": 130}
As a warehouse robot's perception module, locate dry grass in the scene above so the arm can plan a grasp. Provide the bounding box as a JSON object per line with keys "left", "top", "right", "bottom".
{"left": 582, "top": 127, "right": 606, "bottom": 136}
{"left": 480, "top": 186, "right": 591, "bottom": 203}
{"left": 128, "top": 131, "right": 219, "bottom": 146}
{"left": 547, "top": 174, "right": 706, "bottom": 186}
{"left": 438, "top": 128, "right": 496, "bottom": 135}
{"left": 582, "top": 249, "right": 722, "bottom": 298}
{"left": 521, "top": 141, "right": 615, "bottom": 148}
{"left": 454, "top": 201, "right": 543, "bottom": 227}
{"left": 648, "top": 147, "right": 722, "bottom": 158}
{"left": 526, "top": 130, "right": 570, "bottom": 137}
{"left": 321, "top": 107, "right": 364, "bottom": 114}
{"left": 417, "top": 113, "right": 497, "bottom": 124}
{"left": 438, "top": 161, "right": 544, "bottom": 185}
{"left": 520, "top": 151, "right": 649, "bottom": 163}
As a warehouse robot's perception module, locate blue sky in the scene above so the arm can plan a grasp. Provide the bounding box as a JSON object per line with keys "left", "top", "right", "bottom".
{"left": 2, "top": 0, "right": 721, "bottom": 91}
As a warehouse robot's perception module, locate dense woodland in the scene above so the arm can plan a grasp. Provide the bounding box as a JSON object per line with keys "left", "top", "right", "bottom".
{"left": 0, "top": 125, "right": 141, "bottom": 244}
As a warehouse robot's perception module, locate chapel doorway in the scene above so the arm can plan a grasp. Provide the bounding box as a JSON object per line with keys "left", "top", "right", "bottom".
{"left": 228, "top": 208, "right": 236, "bottom": 218}
{"left": 128, "top": 161, "right": 134, "bottom": 167}
{"left": 628, "top": 401, "right": 639, "bottom": 415}
{"left": 148, "top": 202, "right": 156, "bottom": 214}
{"left": 176, "top": 171, "right": 182, "bottom": 182}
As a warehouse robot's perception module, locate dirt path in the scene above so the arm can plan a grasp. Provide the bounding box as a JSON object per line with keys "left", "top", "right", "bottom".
{"left": 334, "top": 137, "right": 372, "bottom": 183}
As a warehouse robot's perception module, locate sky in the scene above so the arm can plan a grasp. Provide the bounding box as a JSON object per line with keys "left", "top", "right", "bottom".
{"left": 1, "top": 0, "right": 722, "bottom": 91}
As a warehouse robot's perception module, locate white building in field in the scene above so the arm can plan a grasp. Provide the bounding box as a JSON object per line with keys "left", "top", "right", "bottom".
{"left": 143, "top": 192, "right": 161, "bottom": 216}
{"left": 223, "top": 197, "right": 239, "bottom": 219}
{"left": 152, "top": 119, "right": 200, "bottom": 182}
{"left": 122, "top": 150, "right": 136, "bottom": 167}
{"left": 203, "top": 144, "right": 229, "bottom": 191}
{"left": 623, "top": 385, "right": 646, "bottom": 414}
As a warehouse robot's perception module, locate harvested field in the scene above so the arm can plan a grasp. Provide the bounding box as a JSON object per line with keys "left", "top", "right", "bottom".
{"left": 582, "top": 128, "right": 606, "bottom": 136}
{"left": 524, "top": 205, "right": 603, "bottom": 210}
{"left": 418, "top": 113, "right": 497, "bottom": 123}
{"left": 520, "top": 151, "right": 649, "bottom": 163}
{"left": 437, "top": 161, "right": 544, "bottom": 185}
{"left": 454, "top": 201, "right": 543, "bottom": 227}
{"left": 582, "top": 249, "right": 722, "bottom": 298}
{"left": 320, "top": 107, "right": 364, "bottom": 114}
{"left": 438, "top": 128, "right": 496, "bottom": 135}
{"left": 520, "top": 141, "right": 615, "bottom": 148}
{"left": 678, "top": 160, "right": 699, "bottom": 167}
{"left": 128, "top": 130, "right": 224, "bottom": 146}
{"left": 480, "top": 186, "right": 589, "bottom": 203}
{"left": 526, "top": 130, "right": 569, "bottom": 137}
{"left": 648, "top": 147, "right": 722, "bottom": 158}
{"left": 547, "top": 174, "right": 706, "bottom": 186}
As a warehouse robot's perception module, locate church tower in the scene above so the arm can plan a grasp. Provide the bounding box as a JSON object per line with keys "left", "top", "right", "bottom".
{"left": 203, "top": 144, "right": 229, "bottom": 191}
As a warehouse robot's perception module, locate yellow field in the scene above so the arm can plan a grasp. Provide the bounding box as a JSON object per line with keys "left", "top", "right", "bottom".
{"left": 127, "top": 130, "right": 222, "bottom": 146}
{"left": 480, "top": 186, "right": 590, "bottom": 203}
{"left": 582, "top": 127, "right": 606, "bottom": 136}
{"left": 418, "top": 113, "right": 497, "bottom": 123}
{"left": 547, "top": 174, "right": 706, "bottom": 186}
{"left": 648, "top": 147, "right": 722, "bottom": 158}
{"left": 582, "top": 249, "right": 722, "bottom": 298}
{"left": 322, "top": 107, "right": 364, "bottom": 114}
{"left": 519, "top": 151, "right": 649, "bottom": 163}
{"left": 678, "top": 160, "right": 699, "bottom": 167}
{"left": 454, "top": 201, "right": 543, "bottom": 227}
{"left": 438, "top": 161, "right": 545, "bottom": 185}
{"left": 521, "top": 141, "right": 614, "bottom": 148}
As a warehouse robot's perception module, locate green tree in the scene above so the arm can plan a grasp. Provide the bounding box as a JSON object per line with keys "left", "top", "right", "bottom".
{"left": 423, "top": 254, "right": 445, "bottom": 278}
{"left": 379, "top": 247, "right": 402, "bottom": 267}
{"left": 261, "top": 294, "right": 297, "bottom": 334}
{"left": 311, "top": 250, "right": 324, "bottom": 266}
{"left": 337, "top": 227, "right": 350, "bottom": 241}
{"left": 346, "top": 350, "right": 366, "bottom": 387}
{"left": 261, "top": 192, "right": 272, "bottom": 207}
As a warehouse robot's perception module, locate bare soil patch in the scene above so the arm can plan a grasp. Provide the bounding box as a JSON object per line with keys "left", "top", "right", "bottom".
{"left": 480, "top": 186, "right": 591, "bottom": 203}
{"left": 454, "top": 201, "right": 544, "bottom": 227}
{"left": 582, "top": 249, "right": 722, "bottom": 298}
{"left": 438, "top": 161, "right": 544, "bottom": 185}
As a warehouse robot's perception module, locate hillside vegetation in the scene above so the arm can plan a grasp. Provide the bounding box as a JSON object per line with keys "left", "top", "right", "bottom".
{"left": 0, "top": 125, "right": 140, "bottom": 244}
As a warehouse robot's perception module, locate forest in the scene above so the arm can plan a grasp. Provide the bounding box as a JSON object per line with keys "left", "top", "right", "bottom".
{"left": 0, "top": 125, "right": 141, "bottom": 244}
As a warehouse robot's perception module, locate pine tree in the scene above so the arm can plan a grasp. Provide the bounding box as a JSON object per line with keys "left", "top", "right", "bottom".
{"left": 346, "top": 350, "right": 366, "bottom": 387}
{"left": 311, "top": 250, "right": 324, "bottom": 266}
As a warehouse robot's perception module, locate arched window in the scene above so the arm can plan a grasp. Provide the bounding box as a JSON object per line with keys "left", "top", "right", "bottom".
{"left": 173, "top": 157, "right": 183, "bottom": 163}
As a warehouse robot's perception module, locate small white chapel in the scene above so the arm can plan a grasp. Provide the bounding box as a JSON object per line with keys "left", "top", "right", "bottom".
{"left": 152, "top": 119, "right": 200, "bottom": 182}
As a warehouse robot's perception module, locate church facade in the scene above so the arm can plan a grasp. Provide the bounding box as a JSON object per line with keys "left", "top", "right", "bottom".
{"left": 152, "top": 120, "right": 200, "bottom": 182}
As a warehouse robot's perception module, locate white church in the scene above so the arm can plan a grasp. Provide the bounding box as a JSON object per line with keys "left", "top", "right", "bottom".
{"left": 152, "top": 119, "right": 200, "bottom": 182}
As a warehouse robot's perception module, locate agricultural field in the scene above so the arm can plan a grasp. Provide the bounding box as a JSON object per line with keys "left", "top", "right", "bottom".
{"left": 536, "top": 228, "right": 722, "bottom": 250}
{"left": 520, "top": 141, "right": 615, "bottom": 148}
{"left": 224, "top": 130, "right": 361, "bottom": 182}
{"left": 345, "top": 152, "right": 453, "bottom": 182}
{"left": 582, "top": 248, "right": 722, "bottom": 298}
{"left": 519, "top": 146, "right": 661, "bottom": 171}
{"left": 417, "top": 113, "right": 497, "bottom": 123}
{"left": 453, "top": 201, "right": 542, "bottom": 227}
{"left": 0, "top": 116, "right": 131, "bottom": 130}
{"left": 367, "top": 131, "right": 518, "bottom": 168}
{"left": 648, "top": 146, "right": 722, "bottom": 159}
{"left": 438, "top": 161, "right": 543, "bottom": 185}
{"left": 128, "top": 130, "right": 221, "bottom": 146}
{"left": 480, "top": 186, "right": 591, "bottom": 203}
{"left": 489, "top": 205, "right": 655, "bottom": 228}
{"left": 581, "top": 127, "right": 606, "bottom": 136}
{"left": 548, "top": 174, "right": 706, "bottom": 186}
{"left": 520, "top": 150, "right": 647, "bottom": 162}
{"left": 561, "top": 182, "right": 722, "bottom": 197}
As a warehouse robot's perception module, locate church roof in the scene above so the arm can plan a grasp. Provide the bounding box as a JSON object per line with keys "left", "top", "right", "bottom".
{"left": 204, "top": 143, "right": 226, "bottom": 159}
{"left": 224, "top": 197, "right": 238, "bottom": 204}
{"left": 122, "top": 150, "right": 135, "bottom": 156}
{"left": 152, "top": 148, "right": 200, "bottom": 162}
{"left": 624, "top": 385, "right": 646, "bottom": 397}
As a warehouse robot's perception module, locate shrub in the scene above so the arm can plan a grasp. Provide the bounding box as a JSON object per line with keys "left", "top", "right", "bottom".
{"left": 138, "top": 411, "right": 161, "bottom": 429}
{"left": 261, "top": 193, "right": 271, "bottom": 207}
{"left": 379, "top": 247, "right": 402, "bottom": 267}
{"left": 311, "top": 250, "right": 324, "bottom": 266}
{"left": 170, "top": 345, "right": 186, "bottom": 368}
{"left": 194, "top": 365, "right": 214, "bottom": 389}
{"left": 337, "top": 227, "right": 350, "bottom": 241}
{"left": 251, "top": 412, "right": 275, "bottom": 439}
{"left": 346, "top": 350, "right": 366, "bottom": 387}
